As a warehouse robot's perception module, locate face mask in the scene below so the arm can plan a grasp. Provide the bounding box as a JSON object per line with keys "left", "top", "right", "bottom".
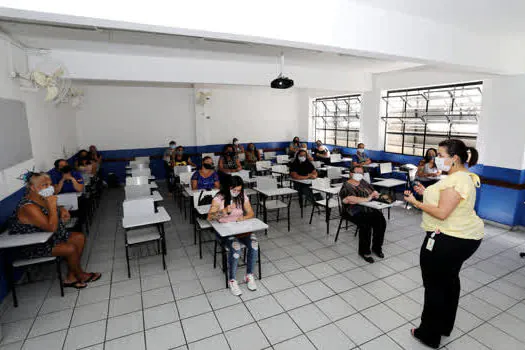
{"left": 317, "top": 144, "right": 322, "bottom": 148}
{"left": 249, "top": 146, "right": 254, "bottom": 151}
{"left": 230, "top": 190, "right": 240, "bottom": 198}
{"left": 435, "top": 157, "right": 451, "bottom": 172}
{"left": 357, "top": 149, "right": 365, "bottom": 154}
{"left": 59, "top": 165, "right": 72, "bottom": 174}
{"left": 228, "top": 152, "right": 236, "bottom": 157}
{"left": 203, "top": 163, "right": 214, "bottom": 170}
{"left": 294, "top": 140, "right": 300, "bottom": 144}
{"left": 38, "top": 186, "right": 55, "bottom": 198}
{"left": 352, "top": 173, "right": 364, "bottom": 181}
{"left": 298, "top": 156, "right": 306, "bottom": 163}
{"left": 234, "top": 141, "right": 239, "bottom": 145}
{"left": 170, "top": 145, "right": 176, "bottom": 149}
{"left": 176, "top": 151, "right": 183, "bottom": 155}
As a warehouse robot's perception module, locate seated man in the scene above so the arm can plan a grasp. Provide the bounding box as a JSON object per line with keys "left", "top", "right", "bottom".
{"left": 173, "top": 146, "right": 196, "bottom": 167}
{"left": 290, "top": 150, "right": 318, "bottom": 213}
{"left": 49, "top": 159, "right": 84, "bottom": 194}
{"left": 352, "top": 143, "right": 372, "bottom": 168}
{"left": 339, "top": 166, "right": 386, "bottom": 263}
{"left": 312, "top": 140, "right": 331, "bottom": 164}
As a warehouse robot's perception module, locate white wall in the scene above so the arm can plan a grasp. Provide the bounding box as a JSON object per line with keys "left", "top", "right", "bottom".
{"left": 0, "top": 37, "right": 78, "bottom": 201}
{"left": 75, "top": 84, "right": 196, "bottom": 150}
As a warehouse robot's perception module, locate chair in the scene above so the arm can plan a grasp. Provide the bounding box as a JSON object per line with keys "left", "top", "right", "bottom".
{"left": 126, "top": 176, "right": 149, "bottom": 186}
{"left": 134, "top": 156, "right": 150, "bottom": 164}
{"left": 309, "top": 178, "right": 339, "bottom": 229}
{"left": 380, "top": 162, "right": 393, "bottom": 175}
{"left": 276, "top": 155, "right": 289, "bottom": 164}
{"left": 255, "top": 177, "right": 292, "bottom": 233}
{"left": 128, "top": 163, "right": 149, "bottom": 171}
{"left": 130, "top": 168, "right": 151, "bottom": 177}
{"left": 237, "top": 152, "right": 246, "bottom": 162}
{"left": 255, "top": 161, "right": 272, "bottom": 176}
{"left": 312, "top": 161, "right": 322, "bottom": 169}
{"left": 192, "top": 190, "right": 218, "bottom": 259}
{"left": 122, "top": 198, "right": 166, "bottom": 277}
{"left": 271, "top": 165, "right": 290, "bottom": 187}
{"left": 263, "top": 151, "right": 276, "bottom": 160}
{"left": 334, "top": 196, "right": 359, "bottom": 242}
{"left": 202, "top": 153, "right": 215, "bottom": 159}
{"left": 177, "top": 172, "right": 195, "bottom": 219}
{"left": 125, "top": 185, "right": 151, "bottom": 199}
{"left": 364, "top": 173, "right": 371, "bottom": 183}
{"left": 173, "top": 165, "right": 192, "bottom": 176}
{"left": 330, "top": 154, "right": 342, "bottom": 163}
{"left": 327, "top": 167, "right": 343, "bottom": 182}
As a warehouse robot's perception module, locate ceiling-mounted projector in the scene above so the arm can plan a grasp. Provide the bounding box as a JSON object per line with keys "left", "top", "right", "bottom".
{"left": 271, "top": 76, "right": 294, "bottom": 89}
{"left": 271, "top": 52, "right": 294, "bottom": 89}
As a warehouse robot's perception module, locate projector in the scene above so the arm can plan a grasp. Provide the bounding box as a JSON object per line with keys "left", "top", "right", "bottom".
{"left": 271, "top": 76, "right": 294, "bottom": 89}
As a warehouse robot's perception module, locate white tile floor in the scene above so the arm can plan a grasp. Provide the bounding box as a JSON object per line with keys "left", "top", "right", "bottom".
{"left": 1, "top": 185, "right": 525, "bottom": 350}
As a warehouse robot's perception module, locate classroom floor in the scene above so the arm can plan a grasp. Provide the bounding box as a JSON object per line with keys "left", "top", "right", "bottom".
{"left": 1, "top": 185, "right": 525, "bottom": 350}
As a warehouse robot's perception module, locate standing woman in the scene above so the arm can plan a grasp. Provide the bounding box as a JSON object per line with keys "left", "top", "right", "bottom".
{"left": 403, "top": 139, "right": 483, "bottom": 349}
{"left": 244, "top": 143, "right": 261, "bottom": 172}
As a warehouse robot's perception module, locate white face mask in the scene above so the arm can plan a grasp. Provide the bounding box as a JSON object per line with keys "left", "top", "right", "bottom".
{"left": 435, "top": 157, "right": 451, "bottom": 172}
{"left": 38, "top": 186, "right": 55, "bottom": 198}
{"left": 230, "top": 190, "right": 240, "bottom": 198}
{"left": 298, "top": 156, "right": 306, "bottom": 163}
{"left": 352, "top": 173, "right": 364, "bottom": 181}
{"left": 234, "top": 141, "right": 239, "bottom": 145}
{"left": 357, "top": 148, "right": 365, "bottom": 154}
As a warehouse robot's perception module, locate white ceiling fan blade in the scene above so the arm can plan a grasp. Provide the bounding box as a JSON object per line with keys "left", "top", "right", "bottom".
{"left": 45, "top": 86, "right": 59, "bottom": 101}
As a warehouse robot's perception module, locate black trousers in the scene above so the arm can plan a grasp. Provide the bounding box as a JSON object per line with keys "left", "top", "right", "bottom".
{"left": 346, "top": 209, "right": 386, "bottom": 255}
{"left": 415, "top": 232, "right": 481, "bottom": 347}
{"left": 293, "top": 182, "right": 316, "bottom": 208}
{"left": 164, "top": 162, "right": 175, "bottom": 193}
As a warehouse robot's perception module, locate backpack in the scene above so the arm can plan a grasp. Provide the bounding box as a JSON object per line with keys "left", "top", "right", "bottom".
{"left": 197, "top": 191, "right": 213, "bottom": 206}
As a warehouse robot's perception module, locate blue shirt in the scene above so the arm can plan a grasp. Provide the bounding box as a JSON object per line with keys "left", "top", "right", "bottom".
{"left": 352, "top": 152, "right": 370, "bottom": 164}
{"left": 48, "top": 168, "right": 84, "bottom": 193}
{"left": 191, "top": 171, "right": 219, "bottom": 190}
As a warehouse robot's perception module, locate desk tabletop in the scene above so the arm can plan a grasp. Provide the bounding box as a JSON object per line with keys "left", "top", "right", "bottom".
{"left": 358, "top": 201, "right": 394, "bottom": 210}
{"left": 363, "top": 163, "right": 380, "bottom": 168}
{"left": 196, "top": 205, "right": 211, "bottom": 216}
{"left": 290, "top": 178, "right": 312, "bottom": 185}
{"left": 211, "top": 218, "right": 269, "bottom": 237}
{"left": 253, "top": 187, "right": 297, "bottom": 197}
{"left": 0, "top": 232, "right": 54, "bottom": 249}
{"left": 311, "top": 186, "right": 341, "bottom": 195}
{"left": 372, "top": 179, "right": 406, "bottom": 188}
{"left": 124, "top": 191, "right": 163, "bottom": 203}
{"left": 122, "top": 207, "right": 171, "bottom": 229}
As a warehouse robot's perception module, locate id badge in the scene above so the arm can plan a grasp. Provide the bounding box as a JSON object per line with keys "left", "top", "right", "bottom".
{"left": 425, "top": 238, "right": 435, "bottom": 251}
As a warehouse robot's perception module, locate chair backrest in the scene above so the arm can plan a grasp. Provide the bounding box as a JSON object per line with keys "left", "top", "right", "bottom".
{"left": 125, "top": 185, "right": 151, "bottom": 199}
{"left": 129, "top": 163, "right": 149, "bottom": 170}
{"left": 237, "top": 152, "right": 246, "bottom": 162}
{"left": 276, "top": 155, "right": 289, "bottom": 164}
{"left": 380, "top": 162, "right": 393, "bottom": 174}
{"left": 256, "top": 161, "right": 272, "bottom": 171}
{"left": 126, "top": 176, "right": 149, "bottom": 186}
{"left": 233, "top": 170, "right": 250, "bottom": 182}
{"left": 134, "top": 156, "right": 150, "bottom": 164}
{"left": 330, "top": 154, "right": 342, "bottom": 162}
{"left": 202, "top": 153, "right": 214, "bottom": 159}
{"left": 364, "top": 173, "right": 371, "bottom": 183}
{"left": 179, "top": 171, "right": 194, "bottom": 185}
{"left": 263, "top": 151, "right": 276, "bottom": 160}
{"left": 256, "top": 177, "right": 278, "bottom": 190}
{"left": 327, "top": 167, "right": 342, "bottom": 179}
{"left": 192, "top": 189, "right": 219, "bottom": 208}
{"left": 57, "top": 193, "right": 79, "bottom": 211}
{"left": 312, "top": 161, "right": 322, "bottom": 169}
{"left": 312, "top": 177, "right": 330, "bottom": 189}
{"left": 173, "top": 165, "right": 192, "bottom": 175}
{"left": 123, "top": 197, "right": 155, "bottom": 217}
{"left": 131, "top": 168, "right": 151, "bottom": 177}
{"left": 271, "top": 165, "right": 288, "bottom": 175}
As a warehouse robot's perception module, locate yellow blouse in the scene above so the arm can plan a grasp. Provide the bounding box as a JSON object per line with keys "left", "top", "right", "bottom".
{"left": 421, "top": 171, "right": 484, "bottom": 240}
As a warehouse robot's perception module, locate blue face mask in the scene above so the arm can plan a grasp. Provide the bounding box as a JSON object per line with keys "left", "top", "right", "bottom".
{"left": 170, "top": 145, "right": 176, "bottom": 149}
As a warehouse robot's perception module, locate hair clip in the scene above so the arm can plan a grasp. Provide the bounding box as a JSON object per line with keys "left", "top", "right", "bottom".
{"left": 17, "top": 167, "right": 37, "bottom": 183}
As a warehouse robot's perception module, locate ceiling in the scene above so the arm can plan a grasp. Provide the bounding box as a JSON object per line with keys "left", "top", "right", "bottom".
{"left": 0, "top": 21, "right": 422, "bottom": 74}
{"left": 355, "top": 0, "right": 525, "bottom": 36}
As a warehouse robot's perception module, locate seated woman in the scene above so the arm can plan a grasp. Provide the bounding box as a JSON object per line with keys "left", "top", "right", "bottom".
{"left": 191, "top": 156, "right": 220, "bottom": 190}
{"left": 417, "top": 148, "right": 441, "bottom": 183}
{"left": 207, "top": 177, "right": 257, "bottom": 296}
{"left": 173, "top": 146, "right": 196, "bottom": 167}
{"left": 244, "top": 143, "right": 261, "bottom": 171}
{"left": 339, "top": 166, "right": 386, "bottom": 263}
{"left": 290, "top": 149, "right": 318, "bottom": 211}
{"left": 312, "top": 140, "right": 331, "bottom": 164}
{"left": 218, "top": 144, "right": 242, "bottom": 184}
{"left": 77, "top": 153, "right": 97, "bottom": 176}
{"left": 232, "top": 138, "right": 245, "bottom": 155}
{"left": 288, "top": 136, "right": 302, "bottom": 158}
{"left": 89, "top": 145, "right": 103, "bottom": 165}
{"left": 9, "top": 172, "right": 101, "bottom": 289}
{"left": 352, "top": 143, "right": 372, "bottom": 168}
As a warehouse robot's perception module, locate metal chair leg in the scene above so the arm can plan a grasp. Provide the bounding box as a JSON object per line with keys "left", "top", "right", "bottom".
{"left": 309, "top": 204, "right": 315, "bottom": 224}
{"left": 56, "top": 258, "right": 64, "bottom": 297}
{"left": 161, "top": 240, "right": 167, "bottom": 270}
{"left": 125, "top": 243, "right": 131, "bottom": 278}
{"left": 213, "top": 240, "right": 218, "bottom": 269}
{"left": 335, "top": 217, "right": 344, "bottom": 242}
{"left": 258, "top": 248, "right": 262, "bottom": 279}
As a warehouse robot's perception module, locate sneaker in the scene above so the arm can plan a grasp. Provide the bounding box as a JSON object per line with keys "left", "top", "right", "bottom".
{"left": 245, "top": 274, "right": 257, "bottom": 291}
{"left": 229, "top": 280, "right": 242, "bottom": 296}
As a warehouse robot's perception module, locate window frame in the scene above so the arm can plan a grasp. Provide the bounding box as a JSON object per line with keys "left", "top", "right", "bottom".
{"left": 312, "top": 94, "right": 361, "bottom": 148}
{"left": 382, "top": 81, "right": 482, "bottom": 156}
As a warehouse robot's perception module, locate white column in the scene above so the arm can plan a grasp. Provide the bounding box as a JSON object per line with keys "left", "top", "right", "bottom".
{"left": 477, "top": 75, "right": 525, "bottom": 169}
{"left": 360, "top": 87, "right": 382, "bottom": 151}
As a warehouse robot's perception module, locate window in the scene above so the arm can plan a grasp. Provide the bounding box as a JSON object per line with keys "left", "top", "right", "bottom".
{"left": 312, "top": 95, "right": 361, "bottom": 148}
{"left": 382, "top": 82, "right": 482, "bottom": 156}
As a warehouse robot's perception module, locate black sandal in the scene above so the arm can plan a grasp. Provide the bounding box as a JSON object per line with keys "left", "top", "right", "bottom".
{"left": 63, "top": 280, "right": 87, "bottom": 289}
{"left": 410, "top": 328, "right": 440, "bottom": 349}
{"left": 82, "top": 272, "right": 102, "bottom": 283}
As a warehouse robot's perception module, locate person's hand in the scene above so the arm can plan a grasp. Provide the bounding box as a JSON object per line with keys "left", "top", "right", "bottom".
{"left": 63, "top": 173, "right": 73, "bottom": 181}
{"left": 236, "top": 217, "right": 244, "bottom": 222}
{"left": 60, "top": 207, "right": 71, "bottom": 221}
{"left": 413, "top": 183, "right": 426, "bottom": 195}
{"left": 45, "top": 195, "right": 58, "bottom": 208}
{"left": 372, "top": 191, "right": 380, "bottom": 199}
{"left": 403, "top": 190, "right": 417, "bottom": 204}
